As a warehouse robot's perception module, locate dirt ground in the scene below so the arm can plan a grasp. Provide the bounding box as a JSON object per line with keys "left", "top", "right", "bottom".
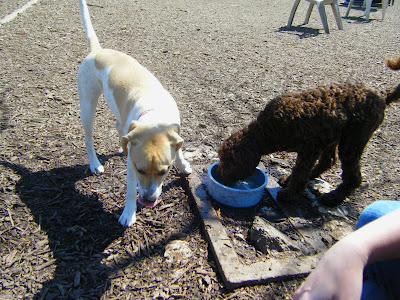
{"left": 1, "top": 0, "right": 400, "bottom": 299}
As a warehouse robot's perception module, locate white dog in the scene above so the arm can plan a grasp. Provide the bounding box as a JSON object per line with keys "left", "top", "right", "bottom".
{"left": 77, "top": 0, "right": 192, "bottom": 226}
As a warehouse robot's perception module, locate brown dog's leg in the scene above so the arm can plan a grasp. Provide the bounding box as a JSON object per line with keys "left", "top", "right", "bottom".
{"left": 277, "top": 152, "right": 319, "bottom": 203}
{"left": 309, "top": 145, "right": 337, "bottom": 180}
{"left": 278, "top": 174, "right": 290, "bottom": 187}
{"left": 319, "top": 160, "right": 361, "bottom": 207}
{"left": 280, "top": 145, "right": 337, "bottom": 188}
{"left": 319, "top": 132, "right": 371, "bottom": 207}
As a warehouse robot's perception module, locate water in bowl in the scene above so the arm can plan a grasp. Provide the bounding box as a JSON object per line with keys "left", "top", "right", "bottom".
{"left": 210, "top": 163, "right": 262, "bottom": 191}
{"left": 229, "top": 179, "right": 259, "bottom": 190}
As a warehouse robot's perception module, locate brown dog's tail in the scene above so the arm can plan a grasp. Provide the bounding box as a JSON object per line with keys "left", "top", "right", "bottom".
{"left": 386, "top": 83, "right": 400, "bottom": 106}
{"left": 385, "top": 55, "right": 400, "bottom": 105}
{"left": 386, "top": 55, "right": 400, "bottom": 71}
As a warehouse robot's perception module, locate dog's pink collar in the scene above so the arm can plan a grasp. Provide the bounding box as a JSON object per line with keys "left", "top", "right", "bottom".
{"left": 137, "top": 110, "right": 153, "bottom": 121}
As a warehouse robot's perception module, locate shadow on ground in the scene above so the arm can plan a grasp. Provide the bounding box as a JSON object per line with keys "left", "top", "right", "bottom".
{"left": 1, "top": 158, "right": 198, "bottom": 299}
{"left": 278, "top": 26, "right": 322, "bottom": 39}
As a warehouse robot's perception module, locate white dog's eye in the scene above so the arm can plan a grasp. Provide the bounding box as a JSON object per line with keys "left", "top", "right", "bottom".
{"left": 157, "top": 166, "right": 171, "bottom": 176}
{"left": 158, "top": 170, "right": 167, "bottom": 176}
{"left": 137, "top": 169, "right": 146, "bottom": 175}
{"left": 134, "top": 163, "right": 146, "bottom": 175}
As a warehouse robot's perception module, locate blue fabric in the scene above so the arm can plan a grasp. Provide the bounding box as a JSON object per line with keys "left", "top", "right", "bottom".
{"left": 356, "top": 200, "right": 400, "bottom": 300}
{"left": 356, "top": 200, "right": 400, "bottom": 230}
{"left": 362, "top": 280, "right": 388, "bottom": 300}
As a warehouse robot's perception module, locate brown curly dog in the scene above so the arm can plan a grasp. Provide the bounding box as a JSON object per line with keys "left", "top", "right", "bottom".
{"left": 386, "top": 55, "right": 400, "bottom": 71}
{"left": 218, "top": 62, "right": 400, "bottom": 207}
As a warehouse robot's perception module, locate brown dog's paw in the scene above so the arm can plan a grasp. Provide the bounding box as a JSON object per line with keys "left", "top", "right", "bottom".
{"left": 318, "top": 193, "right": 344, "bottom": 207}
{"left": 277, "top": 188, "right": 298, "bottom": 203}
{"left": 278, "top": 174, "right": 291, "bottom": 187}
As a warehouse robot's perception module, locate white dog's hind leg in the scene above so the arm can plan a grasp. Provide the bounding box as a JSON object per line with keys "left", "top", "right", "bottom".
{"left": 115, "top": 120, "right": 124, "bottom": 154}
{"left": 119, "top": 157, "right": 137, "bottom": 226}
{"left": 77, "top": 65, "right": 104, "bottom": 174}
{"left": 175, "top": 149, "right": 192, "bottom": 175}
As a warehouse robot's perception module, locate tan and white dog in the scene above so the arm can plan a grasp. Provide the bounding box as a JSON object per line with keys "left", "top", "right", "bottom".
{"left": 77, "top": 0, "right": 192, "bottom": 226}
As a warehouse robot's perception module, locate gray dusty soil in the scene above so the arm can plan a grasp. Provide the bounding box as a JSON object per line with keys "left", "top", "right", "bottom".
{"left": 1, "top": 0, "right": 400, "bottom": 299}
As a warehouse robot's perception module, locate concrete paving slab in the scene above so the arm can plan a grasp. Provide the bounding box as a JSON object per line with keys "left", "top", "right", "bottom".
{"left": 186, "top": 165, "right": 322, "bottom": 290}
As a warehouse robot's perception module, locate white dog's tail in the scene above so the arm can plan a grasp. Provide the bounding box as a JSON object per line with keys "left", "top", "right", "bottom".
{"left": 79, "top": 0, "right": 101, "bottom": 52}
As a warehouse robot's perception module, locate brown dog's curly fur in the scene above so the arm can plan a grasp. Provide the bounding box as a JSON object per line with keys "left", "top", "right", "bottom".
{"left": 386, "top": 55, "right": 400, "bottom": 71}
{"left": 218, "top": 77, "right": 400, "bottom": 207}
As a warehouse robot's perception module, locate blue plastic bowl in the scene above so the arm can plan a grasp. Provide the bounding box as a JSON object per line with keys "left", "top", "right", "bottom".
{"left": 207, "top": 162, "right": 268, "bottom": 208}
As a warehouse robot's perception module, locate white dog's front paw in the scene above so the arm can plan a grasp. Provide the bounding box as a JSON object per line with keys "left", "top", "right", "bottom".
{"left": 90, "top": 164, "right": 104, "bottom": 174}
{"left": 182, "top": 161, "right": 192, "bottom": 175}
{"left": 118, "top": 208, "right": 136, "bottom": 227}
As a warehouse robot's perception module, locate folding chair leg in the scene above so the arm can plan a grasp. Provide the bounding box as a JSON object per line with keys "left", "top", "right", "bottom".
{"left": 345, "top": 0, "right": 355, "bottom": 17}
{"left": 304, "top": 3, "right": 314, "bottom": 24}
{"left": 287, "top": 0, "right": 301, "bottom": 27}
{"left": 382, "top": 0, "right": 389, "bottom": 19}
{"left": 331, "top": 1, "right": 343, "bottom": 29}
{"left": 316, "top": 2, "right": 330, "bottom": 33}
{"left": 364, "top": 0, "right": 373, "bottom": 20}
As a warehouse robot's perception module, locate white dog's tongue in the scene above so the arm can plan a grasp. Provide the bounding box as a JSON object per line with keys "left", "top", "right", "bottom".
{"left": 138, "top": 194, "right": 159, "bottom": 207}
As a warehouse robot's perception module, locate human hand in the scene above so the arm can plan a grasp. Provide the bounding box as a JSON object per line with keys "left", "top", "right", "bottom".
{"left": 293, "top": 238, "right": 366, "bottom": 300}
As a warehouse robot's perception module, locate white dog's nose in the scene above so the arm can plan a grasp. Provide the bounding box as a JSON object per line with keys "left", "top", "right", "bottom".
{"left": 143, "top": 193, "right": 157, "bottom": 203}
{"left": 138, "top": 191, "right": 160, "bottom": 207}
{"left": 141, "top": 185, "right": 160, "bottom": 203}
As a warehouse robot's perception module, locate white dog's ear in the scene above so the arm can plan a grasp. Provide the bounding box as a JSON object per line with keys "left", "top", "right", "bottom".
{"left": 127, "top": 121, "right": 139, "bottom": 133}
{"left": 121, "top": 121, "right": 139, "bottom": 155}
{"left": 120, "top": 136, "right": 131, "bottom": 155}
{"left": 167, "top": 125, "right": 183, "bottom": 151}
